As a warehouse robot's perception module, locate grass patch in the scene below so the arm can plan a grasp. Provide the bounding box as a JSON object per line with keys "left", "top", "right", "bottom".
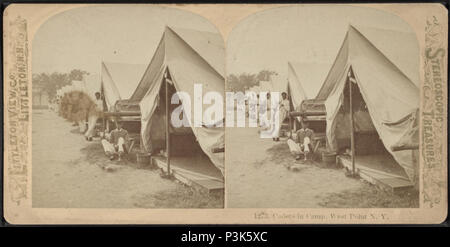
{"left": 81, "top": 142, "right": 223, "bottom": 208}
{"left": 80, "top": 142, "right": 109, "bottom": 166}
{"left": 266, "top": 143, "right": 292, "bottom": 166}
{"left": 266, "top": 142, "right": 339, "bottom": 169}
{"left": 133, "top": 184, "right": 224, "bottom": 208}
{"left": 80, "top": 141, "right": 139, "bottom": 168}
{"left": 318, "top": 182, "right": 419, "bottom": 208}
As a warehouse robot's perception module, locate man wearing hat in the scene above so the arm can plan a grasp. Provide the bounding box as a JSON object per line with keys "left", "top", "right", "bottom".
{"left": 101, "top": 120, "right": 129, "bottom": 161}
{"left": 287, "top": 119, "right": 314, "bottom": 161}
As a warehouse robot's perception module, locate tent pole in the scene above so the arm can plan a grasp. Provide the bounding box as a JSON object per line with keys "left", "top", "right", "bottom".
{"left": 165, "top": 71, "right": 171, "bottom": 176}
{"left": 288, "top": 87, "right": 293, "bottom": 137}
{"left": 288, "top": 100, "right": 293, "bottom": 137}
{"left": 101, "top": 87, "right": 106, "bottom": 132}
{"left": 348, "top": 70, "right": 356, "bottom": 176}
{"left": 289, "top": 115, "right": 293, "bottom": 138}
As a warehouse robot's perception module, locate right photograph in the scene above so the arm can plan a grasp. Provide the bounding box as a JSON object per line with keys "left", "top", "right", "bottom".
{"left": 225, "top": 5, "right": 420, "bottom": 208}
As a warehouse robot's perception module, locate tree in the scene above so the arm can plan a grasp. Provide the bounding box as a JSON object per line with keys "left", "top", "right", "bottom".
{"left": 256, "top": 70, "right": 277, "bottom": 82}
{"left": 226, "top": 70, "right": 277, "bottom": 92}
{"left": 69, "top": 69, "right": 89, "bottom": 81}
{"left": 226, "top": 74, "right": 241, "bottom": 92}
{"left": 32, "top": 69, "right": 89, "bottom": 100}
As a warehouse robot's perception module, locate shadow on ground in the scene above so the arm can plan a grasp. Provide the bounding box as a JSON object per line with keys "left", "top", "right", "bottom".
{"left": 132, "top": 186, "right": 224, "bottom": 208}
{"left": 266, "top": 142, "right": 419, "bottom": 208}
{"left": 266, "top": 143, "right": 291, "bottom": 165}
{"left": 266, "top": 142, "right": 340, "bottom": 169}
{"left": 80, "top": 141, "right": 137, "bottom": 168}
{"left": 80, "top": 141, "right": 224, "bottom": 208}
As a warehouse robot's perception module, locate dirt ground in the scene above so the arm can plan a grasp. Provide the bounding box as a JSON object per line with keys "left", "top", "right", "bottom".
{"left": 32, "top": 110, "right": 417, "bottom": 209}
{"left": 32, "top": 110, "right": 222, "bottom": 208}
{"left": 226, "top": 127, "right": 418, "bottom": 208}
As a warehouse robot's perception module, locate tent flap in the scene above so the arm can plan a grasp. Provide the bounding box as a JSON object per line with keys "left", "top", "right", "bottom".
{"left": 324, "top": 26, "right": 419, "bottom": 182}
{"left": 139, "top": 27, "right": 225, "bottom": 175}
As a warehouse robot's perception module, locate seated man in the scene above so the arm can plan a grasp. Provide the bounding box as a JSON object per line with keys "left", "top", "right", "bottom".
{"left": 287, "top": 120, "right": 314, "bottom": 161}
{"left": 101, "top": 121, "right": 129, "bottom": 161}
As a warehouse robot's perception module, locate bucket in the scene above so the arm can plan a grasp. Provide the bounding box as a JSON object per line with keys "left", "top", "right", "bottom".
{"left": 322, "top": 152, "right": 337, "bottom": 164}
{"left": 136, "top": 152, "right": 151, "bottom": 168}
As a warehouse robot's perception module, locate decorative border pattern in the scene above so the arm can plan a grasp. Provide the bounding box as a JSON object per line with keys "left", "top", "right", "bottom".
{"left": 5, "top": 16, "right": 30, "bottom": 205}
{"left": 422, "top": 15, "right": 446, "bottom": 208}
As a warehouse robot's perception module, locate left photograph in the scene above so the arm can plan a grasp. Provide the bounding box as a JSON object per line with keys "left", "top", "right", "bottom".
{"left": 31, "top": 5, "right": 225, "bottom": 208}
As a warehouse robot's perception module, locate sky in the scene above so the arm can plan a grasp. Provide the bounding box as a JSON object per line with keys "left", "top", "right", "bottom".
{"left": 33, "top": 5, "right": 418, "bottom": 83}
{"left": 32, "top": 5, "right": 220, "bottom": 75}
{"left": 226, "top": 5, "right": 417, "bottom": 79}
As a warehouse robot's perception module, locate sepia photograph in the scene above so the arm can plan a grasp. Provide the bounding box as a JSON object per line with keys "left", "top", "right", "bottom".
{"left": 226, "top": 5, "right": 421, "bottom": 208}
{"left": 3, "top": 3, "right": 447, "bottom": 224}
{"left": 30, "top": 5, "right": 225, "bottom": 208}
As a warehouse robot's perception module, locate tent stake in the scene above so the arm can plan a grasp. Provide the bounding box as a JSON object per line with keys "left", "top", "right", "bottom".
{"left": 348, "top": 70, "right": 356, "bottom": 176}
{"left": 165, "top": 71, "right": 171, "bottom": 177}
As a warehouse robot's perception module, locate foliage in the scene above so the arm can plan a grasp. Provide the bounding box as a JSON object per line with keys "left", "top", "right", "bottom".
{"left": 59, "top": 90, "right": 97, "bottom": 123}
{"left": 32, "top": 69, "right": 89, "bottom": 99}
{"left": 227, "top": 69, "right": 277, "bottom": 92}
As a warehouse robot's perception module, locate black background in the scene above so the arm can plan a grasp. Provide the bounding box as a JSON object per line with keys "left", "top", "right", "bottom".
{"left": 0, "top": 0, "right": 449, "bottom": 242}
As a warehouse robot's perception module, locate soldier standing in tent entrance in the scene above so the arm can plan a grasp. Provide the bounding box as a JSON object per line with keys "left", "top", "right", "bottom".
{"left": 272, "top": 92, "right": 290, "bottom": 141}
{"left": 258, "top": 93, "right": 271, "bottom": 131}
{"left": 287, "top": 120, "right": 314, "bottom": 161}
{"left": 85, "top": 92, "right": 104, "bottom": 141}
{"left": 101, "top": 121, "right": 130, "bottom": 161}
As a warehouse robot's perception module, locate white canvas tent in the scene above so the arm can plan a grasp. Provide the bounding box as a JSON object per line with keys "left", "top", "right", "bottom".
{"left": 70, "top": 80, "right": 86, "bottom": 92}
{"left": 101, "top": 62, "right": 147, "bottom": 111}
{"left": 258, "top": 80, "right": 273, "bottom": 93}
{"left": 60, "top": 85, "right": 71, "bottom": 95}
{"left": 60, "top": 80, "right": 85, "bottom": 95}
{"left": 57, "top": 77, "right": 100, "bottom": 102}
{"left": 316, "top": 25, "right": 420, "bottom": 101}
{"left": 83, "top": 74, "right": 101, "bottom": 101}
{"left": 269, "top": 74, "right": 287, "bottom": 94}
{"left": 322, "top": 25, "right": 419, "bottom": 182}
{"left": 59, "top": 86, "right": 68, "bottom": 95}
{"left": 287, "top": 61, "right": 329, "bottom": 110}
{"left": 138, "top": 26, "right": 225, "bottom": 175}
